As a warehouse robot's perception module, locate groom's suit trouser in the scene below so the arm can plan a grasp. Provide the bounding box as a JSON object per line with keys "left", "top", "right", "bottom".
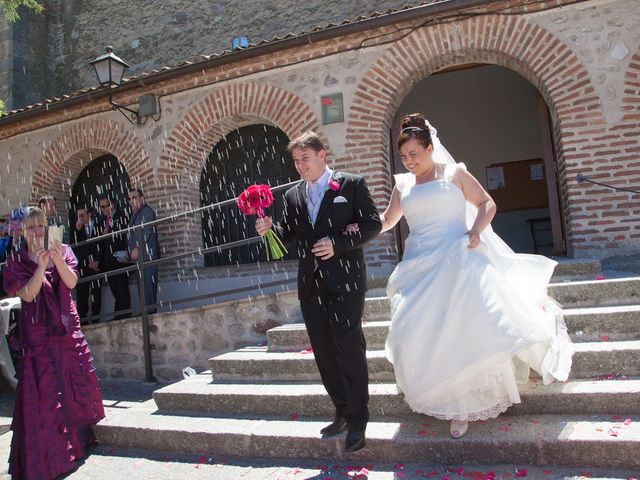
{"left": 300, "top": 272, "right": 369, "bottom": 431}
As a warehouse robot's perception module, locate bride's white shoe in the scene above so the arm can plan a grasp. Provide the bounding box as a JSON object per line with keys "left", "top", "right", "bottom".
{"left": 450, "top": 420, "right": 469, "bottom": 438}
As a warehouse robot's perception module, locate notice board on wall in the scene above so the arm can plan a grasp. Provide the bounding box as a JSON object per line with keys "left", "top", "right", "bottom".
{"left": 485, "top": 158, "right": 549, "bottom": 212}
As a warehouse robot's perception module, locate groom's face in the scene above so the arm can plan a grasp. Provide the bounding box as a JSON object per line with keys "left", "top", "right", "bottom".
{"left": 292, "top": 147, "right": 327, "bottom": 183}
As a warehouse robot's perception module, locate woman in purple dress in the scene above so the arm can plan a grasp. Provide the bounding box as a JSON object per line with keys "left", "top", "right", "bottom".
{"left": 3, "top": 207, "right": 105, "bottom": 479}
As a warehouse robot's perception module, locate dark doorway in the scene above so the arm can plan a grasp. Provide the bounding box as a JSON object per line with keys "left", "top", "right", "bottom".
{"left": 200, "top": 124, "right": 299, "bottom": 267}
{"left": 391, "top": 64, "right": 566, "bottom": 258}
{"left": 70, "top": 154, "right": 131, "bottom": 222}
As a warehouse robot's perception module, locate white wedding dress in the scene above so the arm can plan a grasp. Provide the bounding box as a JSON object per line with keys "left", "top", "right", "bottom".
{"left": 385, "top": 164, "right": 573, "bottom": 421}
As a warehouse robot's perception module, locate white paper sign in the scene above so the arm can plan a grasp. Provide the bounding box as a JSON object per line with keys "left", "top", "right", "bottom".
{"left": 486, "top": 166, "right": 505, "bottom": 190}
{"left": 530, "top": 164, "right": 544, "bottom": 181}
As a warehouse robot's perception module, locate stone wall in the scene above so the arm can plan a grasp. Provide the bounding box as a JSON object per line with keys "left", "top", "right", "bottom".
{"left": 6, "top": 0, "right": 422, "bottom": 110}
{"left": 83, "top": 290, "right": 302, "bottom": 382}
{"left": 0, "top": 15, "right": 12, "bottom": 110}
{"left": 0, "top": 0, "right": 637, "bottom": 274}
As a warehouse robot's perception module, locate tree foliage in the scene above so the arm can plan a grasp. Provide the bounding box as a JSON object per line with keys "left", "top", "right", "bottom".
{"left": 1, "top": 0, "right": 43, "bottom": 22}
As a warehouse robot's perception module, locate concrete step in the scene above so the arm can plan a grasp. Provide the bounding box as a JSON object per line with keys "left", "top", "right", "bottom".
{"left": 365, "top": 259, "right": 602, "bottom": 293}
{"left": 360, "top": 278, "right": 640, "bottom": 320}
{"left": 267, "top": 321, "right": 390, "bottom": 352}
{"left": 154, "top": 372, "right": 640, "bottom": 417}
{"left": 94, "top": 409, "right": 640, "bottom": 469}
{"left": 548, "top": 277, "right": 640, "bottom": 308}
{"left": 551, "top": 258, "right": 601, "bottom": 280}
{"left": 565, "top": 305, "right": 640, "bottom": 342}
{"left": 267, "top": 305, "right": 640, "bottom": 352}
{"left": 573, "top": 341, "right": 640, "bottom": 378}
{"left": 210, "top": 342, "right": 640, "bottom": 382}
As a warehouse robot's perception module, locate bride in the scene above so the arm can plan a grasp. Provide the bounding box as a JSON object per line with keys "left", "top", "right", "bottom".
{"left": 380, "top": 113, "right": 573, "bottom": 438}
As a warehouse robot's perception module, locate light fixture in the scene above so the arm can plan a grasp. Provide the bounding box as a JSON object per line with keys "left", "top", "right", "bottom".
{"left": 231, "top": 36, "right": 249, "bottom": 51}
{"left": 90, "top": 46, "right": 159, "bottom": 125}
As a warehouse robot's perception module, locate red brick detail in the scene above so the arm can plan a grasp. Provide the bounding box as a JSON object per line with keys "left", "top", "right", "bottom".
{"left": 346, "top": 15, "right": 640, "bottom": 258}
{"left": 32, "top": 119, "right": 152, "bottom": 227}
{"left": 157, "top": 83, "right": 324, "bottom": 266}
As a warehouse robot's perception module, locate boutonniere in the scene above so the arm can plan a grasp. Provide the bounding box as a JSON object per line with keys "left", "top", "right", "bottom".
{"left": 327, "top": 178, "right": 340, "bottom": 192}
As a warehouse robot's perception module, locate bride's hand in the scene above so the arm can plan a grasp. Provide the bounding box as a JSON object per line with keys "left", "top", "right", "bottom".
{"left": 343, "top": 223, "right": 359, "bottom": 235}
{"left": 467, "top": 229, "right": 481, "bottom": 249}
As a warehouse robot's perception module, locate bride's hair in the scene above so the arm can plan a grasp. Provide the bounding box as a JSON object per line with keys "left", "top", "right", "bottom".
{"left": 397, "top": 113, "right": 433, "bottom": 150}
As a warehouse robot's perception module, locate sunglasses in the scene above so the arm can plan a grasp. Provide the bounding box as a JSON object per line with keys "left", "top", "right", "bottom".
{"left": 99, "top": 204, "right": 110, "bottom": 209}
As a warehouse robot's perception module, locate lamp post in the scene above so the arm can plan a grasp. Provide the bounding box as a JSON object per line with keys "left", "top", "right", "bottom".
{"left": 90, "top": 46, "right": 140, "bottom": 124}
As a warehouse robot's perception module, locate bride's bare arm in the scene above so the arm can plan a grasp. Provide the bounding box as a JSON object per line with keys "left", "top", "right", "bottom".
{"left": 380, "top": 187, "right": 403, "bottom": 233}
{"left": 452, "top": 168, "right": 497, "bottom": 240}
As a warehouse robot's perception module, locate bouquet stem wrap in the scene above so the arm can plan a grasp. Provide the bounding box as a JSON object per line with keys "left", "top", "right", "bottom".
{"left": 237, "top": 184, "right": 288, "bottom": 260}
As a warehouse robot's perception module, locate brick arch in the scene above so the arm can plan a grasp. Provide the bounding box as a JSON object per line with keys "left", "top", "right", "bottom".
{"left": 32, "top": 119, "right": 152, "bottom": 227}
{"left": 158, "top": 82, "right": 325, "bottom": 267}
{"left": 347, "top": 14, "right": 603, "bottom": 256}
{"left": 622, "top": 50, "right": 640, "bottom": 120}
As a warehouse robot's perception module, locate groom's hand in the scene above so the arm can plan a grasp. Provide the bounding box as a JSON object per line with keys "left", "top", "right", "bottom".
{"left": 255, "top": 216, "right": 273, "bottom": 236}
{"left": 312, "top": 236, "right": 335, "bottom": 260}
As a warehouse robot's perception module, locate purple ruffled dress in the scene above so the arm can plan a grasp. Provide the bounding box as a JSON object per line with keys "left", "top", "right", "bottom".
{"left": 3, "top": 243, "right": 105, "bottom": 480}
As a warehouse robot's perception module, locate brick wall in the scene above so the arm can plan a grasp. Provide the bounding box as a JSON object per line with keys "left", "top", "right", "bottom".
{"left": 0, "top": 0, "right": 637, "bottom": 273}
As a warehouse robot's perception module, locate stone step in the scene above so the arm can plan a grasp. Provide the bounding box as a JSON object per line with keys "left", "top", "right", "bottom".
{"left": 154, "top": 372, "right": 640, "bottom": 417}
{"left": 94, "top": 409, "right": 640, "bottom": 469}
{"left": 565, "top": 305, "right": 640, "bottom": 342}
{"left": 365, "top": 259, "right": 602, "bottom": 293}
{"left": 548, "top": 277, "right": 640, "bottom": 308}
{"left": 551, "top": 258, "right": 601, "bottom": 279}
{"left": 267, "top": 321, "right": 391, "bottom": 352}
{"left": 360, "top": 278, "right": 640, "bottom": 319}
{"left": 209, "top": 342, "right": 640, "bottom": 382}
{"left": 268, "top": 305, "right": 640, "bottom": 352}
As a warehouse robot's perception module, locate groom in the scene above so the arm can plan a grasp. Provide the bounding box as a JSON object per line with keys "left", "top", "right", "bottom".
{"left": 256, "top": 131, "right": 382, "bottom": 452}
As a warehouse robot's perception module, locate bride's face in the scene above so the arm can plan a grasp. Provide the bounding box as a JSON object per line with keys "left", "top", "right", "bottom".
{"left": 399, "top": 138, "right": 434, "bottom": 176}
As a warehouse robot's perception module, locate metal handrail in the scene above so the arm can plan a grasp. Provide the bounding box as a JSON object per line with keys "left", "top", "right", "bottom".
{"left": 2, "top": 179, "right": 303, "bottom": 382}
{"left": 577, "top": 173, "right": 640, "bottom": 195}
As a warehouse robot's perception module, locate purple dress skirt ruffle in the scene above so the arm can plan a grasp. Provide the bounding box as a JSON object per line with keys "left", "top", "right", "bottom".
{"left": 3, "top": 244, "right": 105, "bottom": 480}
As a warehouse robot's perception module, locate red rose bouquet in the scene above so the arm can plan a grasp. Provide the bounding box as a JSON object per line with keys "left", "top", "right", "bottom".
{"left": 237, "top": 184, "right": 288, "bottom": 260}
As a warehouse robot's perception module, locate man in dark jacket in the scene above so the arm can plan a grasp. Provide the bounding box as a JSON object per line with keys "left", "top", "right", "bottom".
{"left": 97, "top": 195, "right": 131, "bottom": 320}
{"left": 256, "top": 131, "right": 382, "bottom": 452}
{"left": 72, "top": 205, "right": 101, "bottom": 322}
{"left": 127, "top": 189, "right": 160, "bottom": 315}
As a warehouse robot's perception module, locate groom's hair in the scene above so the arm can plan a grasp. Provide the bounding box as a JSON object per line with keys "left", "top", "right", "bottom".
{"left": 287, "top": 131, "right": 325, "bottom": 154}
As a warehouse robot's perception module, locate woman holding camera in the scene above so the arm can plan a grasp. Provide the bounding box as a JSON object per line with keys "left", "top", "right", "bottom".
{"left": 3, "top": 207, "right": 104, "bottom": 480}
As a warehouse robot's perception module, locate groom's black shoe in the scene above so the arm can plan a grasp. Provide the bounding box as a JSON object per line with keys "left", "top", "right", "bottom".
{"left": 320, "top": 416, "right": 348, "bottom": 436}
{"left": 344, "top": 429, "right": 366, "bottom": 452}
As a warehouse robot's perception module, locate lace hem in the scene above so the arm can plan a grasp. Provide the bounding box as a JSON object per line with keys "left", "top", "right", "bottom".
{"left": 416, "top": 398, "right": 514, "bottom": 422}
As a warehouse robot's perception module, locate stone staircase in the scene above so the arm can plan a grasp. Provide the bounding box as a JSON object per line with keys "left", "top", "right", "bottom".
{"left": 94, "top": 259, "right": 640, "bottom": 470}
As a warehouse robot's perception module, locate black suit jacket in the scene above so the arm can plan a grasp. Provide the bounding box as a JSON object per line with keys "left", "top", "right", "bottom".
{"left": 275, "top": 171, "right": 382, "bottom": 300}
{"left": 72, "top": 222, "right": 100, "bottom": 277}
{"left": 98, "top": 209, "right": 129, "bottom": 271}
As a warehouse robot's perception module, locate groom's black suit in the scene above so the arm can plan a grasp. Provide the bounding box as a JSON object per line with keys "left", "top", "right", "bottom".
{"left": 275, "top": 171, "right": 382, "bottom": 431}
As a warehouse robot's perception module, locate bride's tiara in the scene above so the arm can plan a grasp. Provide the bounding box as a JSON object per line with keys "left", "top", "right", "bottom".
{"left": 400, "top": 126, "right": 431, "bottom": 134}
